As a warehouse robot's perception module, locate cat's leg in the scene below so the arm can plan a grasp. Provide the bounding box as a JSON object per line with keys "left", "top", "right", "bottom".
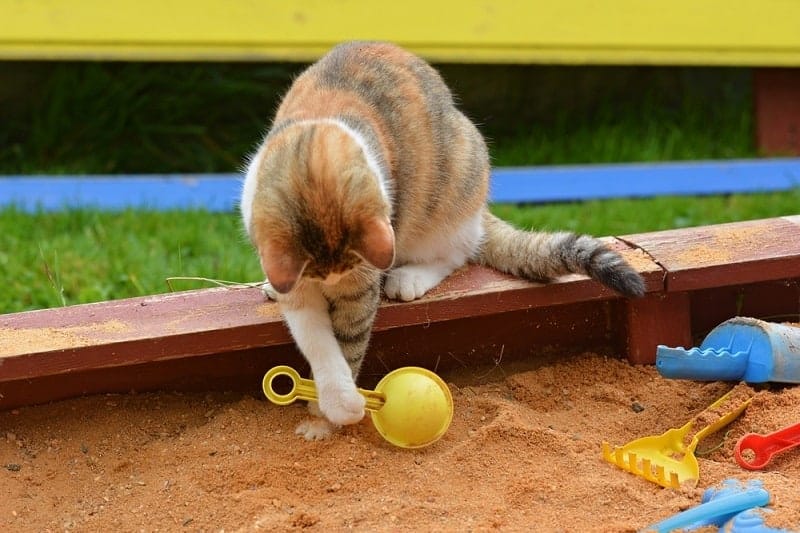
{"left": 294, "top": 272, "right": 381, "bottom": 440}
{"left": 384, "top": 212, "right": 483, "bottom": 301}
{"left": 326, "top": 271, "right": 381, "bottom": 378}
{"left": 278, "top": 284, "right": 366, "bottom": 440}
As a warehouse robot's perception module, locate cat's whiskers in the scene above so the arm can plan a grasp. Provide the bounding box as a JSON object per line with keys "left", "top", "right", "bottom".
{"left": 164, "top": 276, "right": 268, "bottom": 292}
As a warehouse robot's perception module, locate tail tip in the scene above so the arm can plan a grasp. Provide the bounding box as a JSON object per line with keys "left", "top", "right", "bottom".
{"left": 601, "top": 268, "right": 646, "bottom": 298}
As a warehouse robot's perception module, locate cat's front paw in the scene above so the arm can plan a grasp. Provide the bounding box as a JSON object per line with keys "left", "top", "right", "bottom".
{"left": 317, "top": 382, "right": 365, "bottom": 426}
{"left": 295, "top": 417, "right": 337, "bottom": 440}
{"left": 384, "top": 265, "right": 441, "bottom": 301}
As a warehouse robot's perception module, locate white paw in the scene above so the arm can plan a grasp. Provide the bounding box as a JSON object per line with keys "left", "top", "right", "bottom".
{"left": 260, "top": 280, "right": 278, "bottom": 300}
{"left": 384, "top": 265, "right": 443, "bottom": 301}
{"left": 295, "top": 417, "right": 337, "bottom": 441}
{"left": 317, "top": 382, "right": 365, "bottom": 426}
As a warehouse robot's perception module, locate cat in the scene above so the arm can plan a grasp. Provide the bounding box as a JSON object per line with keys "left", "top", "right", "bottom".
{"left": 241, "top": 41, "right": 645, "bottom": 440}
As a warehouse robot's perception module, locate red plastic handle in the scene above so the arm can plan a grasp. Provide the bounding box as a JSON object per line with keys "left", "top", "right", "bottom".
{"left": 734, "top": 421, "right": 800, "bottom": 470}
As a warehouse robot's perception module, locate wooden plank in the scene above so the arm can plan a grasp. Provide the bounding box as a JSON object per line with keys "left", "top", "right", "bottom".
{"left": 7, "top": 278, "right": 797, "bottom": 410}
{"left": 4, "top": 159, "right": 799, "bottom": 212}
{"left": 689, "top": 279, "right": 800, "bottom": 339}
{"left": 375, "top": 240, "right": 662, "bottom": 330}
{"left": 0, "top": 238, "right": 660, "bottom": 385}
{"left": 624, "top": 292, "right": 692, "bottom": 365}
{"left": 2, "top": 1, "right": 800, "bottom": 65}
{"left": 755, "top": 69, "right": 800, "bottom": 156}
{"left": 489, "top": 159, "right": 800, "bottom": 204}
{"left": 0, "top": 175, "right": 241, "bottom": 211}
{"left": 622, "top": 217, "right": 800, "bottom": 292}
{"left": 3, "top": 217, "right": 800, "bottom": 409}
{"left": 0, "top": 288, "right": 288, "bottom": 375}
{"left": 0, "top": 345, "right": 296, "bottom": 411}
{"left": 0, "top": 301, "right": 620, "bottom": 410}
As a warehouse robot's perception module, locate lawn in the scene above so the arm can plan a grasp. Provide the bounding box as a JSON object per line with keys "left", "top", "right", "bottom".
{"left": 1, "top": 62, "right": 796, "bottom": 314}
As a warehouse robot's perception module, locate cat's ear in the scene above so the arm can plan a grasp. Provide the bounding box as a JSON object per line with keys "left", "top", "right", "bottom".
{"left": 354, "top": 216, "right": 395, "bottom": 270}
{"left": 259, "top": 243, "right": 307, "bottom": 294}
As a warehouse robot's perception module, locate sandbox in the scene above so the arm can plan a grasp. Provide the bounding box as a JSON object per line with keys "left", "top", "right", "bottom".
{"left": 2, "top": 216, "right": 800, "bottom": 531}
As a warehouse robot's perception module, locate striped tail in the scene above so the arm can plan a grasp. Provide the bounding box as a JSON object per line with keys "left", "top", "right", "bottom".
{"left": 477, "top": 210, "right": 645, "bottom": 298}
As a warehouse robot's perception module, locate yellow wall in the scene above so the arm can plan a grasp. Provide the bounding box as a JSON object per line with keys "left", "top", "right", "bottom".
{"left": 2, "top": 1, "right": 800, "bottom": 65}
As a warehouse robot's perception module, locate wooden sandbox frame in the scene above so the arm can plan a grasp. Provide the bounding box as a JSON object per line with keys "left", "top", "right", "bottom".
{"left": 2, "top": 216, "right": 799, "bottom": 411}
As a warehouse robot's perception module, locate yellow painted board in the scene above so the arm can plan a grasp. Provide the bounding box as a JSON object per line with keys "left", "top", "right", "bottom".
{"left": 2, "top": 0, "right": 800, "bottom": 65}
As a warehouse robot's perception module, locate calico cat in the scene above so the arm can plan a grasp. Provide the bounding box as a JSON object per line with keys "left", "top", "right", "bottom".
{"left": 241, "top": 41, "right": 645, "bottom": 440}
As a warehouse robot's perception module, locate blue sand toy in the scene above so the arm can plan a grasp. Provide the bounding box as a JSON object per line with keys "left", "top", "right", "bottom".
{"left": 726, "top": 508, "right": 793, "bottom": 533}
{"left": 656, "top": 318, "right": 800, "bottom": 383}
{"left": 642, "top": 478, "right": 771, "bottom": 533}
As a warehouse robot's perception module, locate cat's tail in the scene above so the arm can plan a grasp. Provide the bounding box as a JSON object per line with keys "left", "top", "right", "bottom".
{"left": 476, "top": 210, "right": 645, "bottom": 298}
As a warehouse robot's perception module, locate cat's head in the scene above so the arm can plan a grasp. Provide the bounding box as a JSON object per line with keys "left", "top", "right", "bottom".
{"left": 243, "top": 122, "right": 394, "bottom": 294}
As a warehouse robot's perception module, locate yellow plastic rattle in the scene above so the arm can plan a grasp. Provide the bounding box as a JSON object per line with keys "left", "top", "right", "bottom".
{"left": 262, "top": 365, "right": 453, "bottom": 448}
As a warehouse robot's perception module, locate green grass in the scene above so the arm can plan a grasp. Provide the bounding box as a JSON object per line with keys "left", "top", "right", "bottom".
{"left": 0, "top": 208, "right": 261, "bottom": 313}
{"left": 491, "top": 190, "right": 800, "bottom": 235}
{"left": 0, "top": 62, "right": 796, "bottom": 314}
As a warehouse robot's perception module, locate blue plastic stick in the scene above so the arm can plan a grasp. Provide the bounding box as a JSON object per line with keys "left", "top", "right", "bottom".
{"left": 656, "top": 318, "right": 800, "bottom": 383}
{"left": 688, "top": 479, "right": 769, "bottom": 530}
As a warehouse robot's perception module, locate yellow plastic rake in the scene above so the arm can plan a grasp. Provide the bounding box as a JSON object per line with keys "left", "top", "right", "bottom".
{"left": 602, "top": 387, "right": 753, "bottom": 489}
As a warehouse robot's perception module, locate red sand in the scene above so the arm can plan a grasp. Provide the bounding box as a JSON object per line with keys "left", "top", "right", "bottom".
{"left": 2, "top": 352, "right": 799, "bottom": 531}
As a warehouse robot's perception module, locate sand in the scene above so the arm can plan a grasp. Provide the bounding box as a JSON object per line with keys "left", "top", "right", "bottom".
{"left": 1, "top": 352, "right": 799, "bottom": 532}
{"left": 0, "top": 319, "right": 131, "bottom": 358}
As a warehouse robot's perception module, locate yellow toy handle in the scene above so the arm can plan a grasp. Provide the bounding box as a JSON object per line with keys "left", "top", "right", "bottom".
{"left": 682, "top": 387, "right": 754, "bottom": 452}
{"left": 262, "top": 365, "right": 386, "bottom": 411}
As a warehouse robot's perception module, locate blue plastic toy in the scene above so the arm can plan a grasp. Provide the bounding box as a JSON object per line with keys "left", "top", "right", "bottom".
{"left": 642, "top": 478, "right": 771, "bottom": 533}
{"left": 726, "top": 508, "right": 792, "bottom": 533}
{"left": 656, "top": 318, "right": 800, "bottom": 383}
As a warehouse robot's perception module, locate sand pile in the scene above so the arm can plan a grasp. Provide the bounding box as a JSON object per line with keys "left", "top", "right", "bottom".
{"left": 2, "top": 352, "right": 798, "bottom": 531}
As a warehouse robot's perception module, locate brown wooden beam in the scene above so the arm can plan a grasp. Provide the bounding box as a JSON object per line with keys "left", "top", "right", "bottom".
{"left": 623, "top": 292, "right": 692, "bottom": 365}
{"left": 621, "top": 216, "right": 800, "bottom": 292}
{"left": 0, "top": 237, "right": 660, "bottom": 385}
{"left": 2, "top": 217, "right": 800, "bottom": 408}
{"left": 754, "top": 68, "right": 800, "bottom": 156}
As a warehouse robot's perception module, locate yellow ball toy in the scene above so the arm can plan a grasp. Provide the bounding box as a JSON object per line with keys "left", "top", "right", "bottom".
{"left": 262, "top": 365, "right": 453, "bottom": 448}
